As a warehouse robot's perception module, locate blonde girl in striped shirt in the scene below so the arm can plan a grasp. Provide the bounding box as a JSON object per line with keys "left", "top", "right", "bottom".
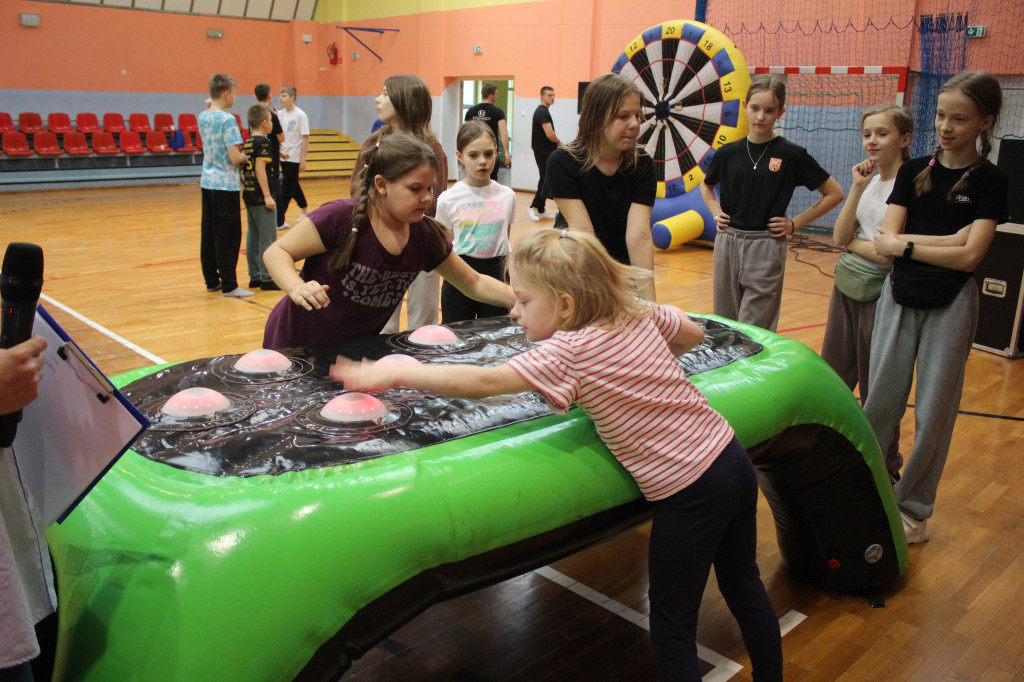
{"left": 332, "top": 227, "right": 783, "bottom": 681}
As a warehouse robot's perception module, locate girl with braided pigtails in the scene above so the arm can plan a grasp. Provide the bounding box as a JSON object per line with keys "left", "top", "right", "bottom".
{"left": 864, "top": 71, "right": 1008, "bottom": 544}
{"left": 261, "top": 133, "right": 513, "bottom": 350}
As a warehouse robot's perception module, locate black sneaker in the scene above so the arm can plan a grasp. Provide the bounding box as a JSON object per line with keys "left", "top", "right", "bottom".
{"left": 261, "top": 281, "right": 281, "bottom": 291}
{"left": 248, "top": 279, "right": 262, "bottom": 289}
{"left": 206, "top": 283, "right": 221, "bottom": 292}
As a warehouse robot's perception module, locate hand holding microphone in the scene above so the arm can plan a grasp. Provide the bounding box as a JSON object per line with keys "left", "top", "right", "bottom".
{"left": 0, "top": 336, "right": 47, "bottom": 416}
{"left": 1, "top": 242, "right": 45, "bottom": 447}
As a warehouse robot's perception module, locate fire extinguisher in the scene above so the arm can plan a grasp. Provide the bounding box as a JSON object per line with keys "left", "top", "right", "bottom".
{"left": 327, "top": 42, "right": 338, "bottom": 65}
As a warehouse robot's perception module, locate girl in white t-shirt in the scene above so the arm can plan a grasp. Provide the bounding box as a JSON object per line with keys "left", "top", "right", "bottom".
{"left": 438, "top": 121, "right": 517, "bottom": 322}
{"left": 331, "top": 228, "right": 783, "bottom": 681}
{"left": 821, "top": 104, "right": 914, "bottom": 476}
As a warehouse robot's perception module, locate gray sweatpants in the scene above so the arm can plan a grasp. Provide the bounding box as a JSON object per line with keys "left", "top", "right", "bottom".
{"left": 713, "top": 228, "right": 787, "bottom": 332}
{"left": 245, "top": 204, "right": 277, "bottom": 283}
{"left": 821, "top": 285, "right": 903, "bottom": 472}
{"left": 863, "top": 277, "right": 979, "bottom": 521}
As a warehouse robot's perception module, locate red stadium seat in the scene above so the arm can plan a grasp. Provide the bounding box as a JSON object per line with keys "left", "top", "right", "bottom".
{"left": 103, "top": 113, "right": 127, "bottom": 134}
{"left": 33, "top": 132, "right": 63, "bottom": 156}
{"left": 0, "top": 113, "right": 15, "bottom": 134}
{"left": 2, "top": 132, "right": 34, "bottom": 157}
{"left": 231, "top": 112, "right": 242, "bottom": 129}
{"left": 63, "top": 131, "right": 92, "bottom": 155}
{"left": 178, "top": 113, "right": 198, "bottom": 132}
{"left": 146, "top": 131, "right": 170, "bottom": 153}
{"left": 240, "top": 128, "right": 250, "bottom": 143}
{"left": 91, "top": 131, "right": 119, "bottom": 154}
{"left": 154, "top": 113, "right": 175, "bottom": 133}
{"left": 129, "top": 113, "right": 152, "bottom": 133}
{"left": 75, "top": 112, "right": 101, "bottom": 134}
{"left": 48, "top": 113, "right": 74, "bottom": 134}
{"left": 118, "top": 130, "right": 145, "bottom": 154}
{"left": 18, "top": 112, "right": 45, "bottom": 135}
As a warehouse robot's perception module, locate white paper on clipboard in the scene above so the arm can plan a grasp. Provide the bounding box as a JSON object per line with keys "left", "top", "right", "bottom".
{"left": 12, "top": 304, "right": 150, "bottom": 526}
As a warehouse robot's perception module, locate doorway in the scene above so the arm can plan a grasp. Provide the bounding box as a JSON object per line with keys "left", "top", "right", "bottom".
{"left": 460, "top": 79, "right": 514, "bottom": 184}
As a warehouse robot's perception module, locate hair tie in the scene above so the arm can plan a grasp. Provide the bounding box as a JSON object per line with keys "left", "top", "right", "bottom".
{"left": 560, "top": 229, "right": 569, "bottom": 239}
{"left": 351, "top": 226, "right": 358, "bottom": 234}
{"left": 928, "top": 157, "right": 937, "bottom": 167}
{"left": 961, "top": 170, "right": 970, "bottom": 181}
{"left": 375, "top": 140, "right": 380, "bottom": 149}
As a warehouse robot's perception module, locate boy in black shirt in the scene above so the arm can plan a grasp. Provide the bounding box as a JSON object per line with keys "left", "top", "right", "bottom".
{"left": 242, "top": 104, "right": 280, "bottom": 290}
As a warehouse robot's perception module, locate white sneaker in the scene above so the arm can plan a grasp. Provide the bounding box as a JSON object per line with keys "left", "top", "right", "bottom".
{"left": 527, "top": 207, "right": 540, "bottom": 222}
{"left": 278, "top": 222, "right": 290, "bottom": 230}
{"left": 900, "top": 511, "right": 930, "bottom": 544}
{"left": 222, "top": 287, "right": 254, "bottom": 298}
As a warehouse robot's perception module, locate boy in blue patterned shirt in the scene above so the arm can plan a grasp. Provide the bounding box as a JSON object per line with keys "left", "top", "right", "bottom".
{"left": 198, "top": 73, "right": 252, "bottom": 297}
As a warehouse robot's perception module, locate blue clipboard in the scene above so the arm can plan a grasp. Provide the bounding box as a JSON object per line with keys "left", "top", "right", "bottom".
{"left": 12, "top": 304, "right": 150, "bottom": 526}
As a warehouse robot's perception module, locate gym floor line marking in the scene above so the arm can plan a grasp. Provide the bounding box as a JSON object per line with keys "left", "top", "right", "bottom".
{"left": 40, "top": 293, "right": 166, "bottom": 366}
{"left": 778, "top": 321, "right": 827, "bottom": 333}
{"left": 534, "top": 565, "right": 805, "bottom": 680}
{"left": 905, "top": 403, "right": 1024, "bottom": 422}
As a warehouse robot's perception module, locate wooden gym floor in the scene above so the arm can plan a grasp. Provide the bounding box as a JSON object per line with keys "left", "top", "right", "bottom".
{"left": 2, "top": 178, "right": 1023, "bottom": 681}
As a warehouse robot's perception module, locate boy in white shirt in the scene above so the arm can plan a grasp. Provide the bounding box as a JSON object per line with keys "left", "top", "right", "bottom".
{"left": 277, "top": 86, "right": 310, "bottom": 229}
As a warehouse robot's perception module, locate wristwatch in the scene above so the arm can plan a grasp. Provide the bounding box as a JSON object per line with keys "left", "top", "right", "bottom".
{"left": 902, "top": 241, "right": 915, "bottom": 260}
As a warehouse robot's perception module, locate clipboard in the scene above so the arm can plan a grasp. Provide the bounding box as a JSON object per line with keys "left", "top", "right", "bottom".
{"left": 12, "top": 304, "right": 150, "bottom": 526}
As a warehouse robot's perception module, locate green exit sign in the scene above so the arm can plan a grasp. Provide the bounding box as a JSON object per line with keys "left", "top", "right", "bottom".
{"left": 966, "top": 25, "right": 986, "bottom": 38}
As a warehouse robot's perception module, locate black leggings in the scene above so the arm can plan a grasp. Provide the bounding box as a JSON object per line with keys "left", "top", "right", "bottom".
{"left": 530, "top": 148, "right": 553, "bottom": 211}
{"left": 277, "top": 161, "right": 307, "bottom": 226}
{"left": 648, "top": 438, "right": 783, "bottom": 681}
{"left": 441, "top": 255, "right": 508, "bottom": 323}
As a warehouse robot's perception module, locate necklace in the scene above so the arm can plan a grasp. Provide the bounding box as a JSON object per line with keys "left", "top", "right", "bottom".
{"left": 746, "top": 137, "right": 773, "bottom": 170}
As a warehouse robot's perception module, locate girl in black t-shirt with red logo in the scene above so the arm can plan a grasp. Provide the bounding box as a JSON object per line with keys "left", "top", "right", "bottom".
{"left": 864, "top": 71, "right": 1008, "bottom": 544}
{"left": 701, "top": 75, "right": 843, "bottom": 332}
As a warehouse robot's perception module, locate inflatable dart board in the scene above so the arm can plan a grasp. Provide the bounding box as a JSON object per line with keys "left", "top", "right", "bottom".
{"left": 612, "top": 19, "right": 750, "bottom": 199}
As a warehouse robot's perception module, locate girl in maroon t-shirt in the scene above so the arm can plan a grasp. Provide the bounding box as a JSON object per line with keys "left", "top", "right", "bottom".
{"left": 262, "top": 134, "right": 513, "bottom": 349}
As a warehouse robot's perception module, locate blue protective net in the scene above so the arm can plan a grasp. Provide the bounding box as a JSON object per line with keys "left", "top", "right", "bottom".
{"left": 704, "top": 1, "right": 1023, "bottom": 230}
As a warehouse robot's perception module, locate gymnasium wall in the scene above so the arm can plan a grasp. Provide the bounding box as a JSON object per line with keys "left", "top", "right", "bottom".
{"left": 312, "top": 0, "right": 692, "bottom": 187}
{"left": 2, "top": 0, "right": 688, "bottom": 122}
{"left": 2, "top": 0, "right": 692, "bottom": 189}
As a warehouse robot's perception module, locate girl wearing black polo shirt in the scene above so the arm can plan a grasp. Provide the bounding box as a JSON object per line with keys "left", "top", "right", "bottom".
{"left": 864, "top": 71, "right": 1007, "bottom": 544}
{"left": 545, "top": 73, "right": 657, "bottom": 300}
{"left": 700, "top": 75, "right": 843, "bottom": 331}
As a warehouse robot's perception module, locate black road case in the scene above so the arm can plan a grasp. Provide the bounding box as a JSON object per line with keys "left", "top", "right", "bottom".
{"left": 972, "top": 222, "right": 1024, "bottom": 358}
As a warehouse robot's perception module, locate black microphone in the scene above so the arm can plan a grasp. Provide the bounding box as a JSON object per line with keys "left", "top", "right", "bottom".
{"left": 1, "top": 242, "right": 44, "bottom": 448}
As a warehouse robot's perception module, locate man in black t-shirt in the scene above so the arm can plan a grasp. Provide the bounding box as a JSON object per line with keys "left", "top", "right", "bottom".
{"left": 529, "top": 86, "right": 562, "bottom": 221}
{"left": 465, "top": 82, "right": 510, "bottom": 181}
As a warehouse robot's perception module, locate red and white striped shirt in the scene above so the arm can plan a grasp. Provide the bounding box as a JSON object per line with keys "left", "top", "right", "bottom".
{"left": 507, "top": 303, "right": 734, "bottom": 501}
